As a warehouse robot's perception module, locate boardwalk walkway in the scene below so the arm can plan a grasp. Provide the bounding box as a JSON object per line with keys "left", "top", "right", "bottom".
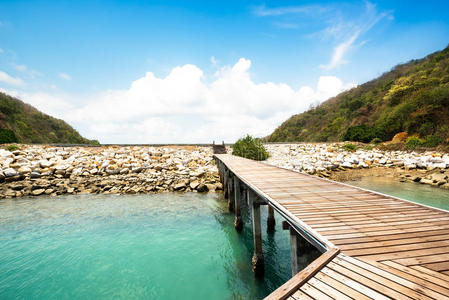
{"left": 214, "top": 154, "right": 449, "bottom": 299}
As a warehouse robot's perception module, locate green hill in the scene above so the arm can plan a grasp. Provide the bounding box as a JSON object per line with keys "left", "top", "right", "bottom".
{"left": 0, "top": 92, "right": 98, "bottom": 144}
{"left": 266, "top": 45, "right": 449, "bottom": 144}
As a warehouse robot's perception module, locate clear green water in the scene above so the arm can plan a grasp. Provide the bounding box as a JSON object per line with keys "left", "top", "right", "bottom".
{"left": 350, "top": 177, "right": 449, "bottom": 211}
{"left": 0, "top": 193, "right": 292, "bottom": 300}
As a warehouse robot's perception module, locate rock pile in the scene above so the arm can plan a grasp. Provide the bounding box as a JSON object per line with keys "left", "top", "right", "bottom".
{"left": 0, "top": 145, "right": 221, "bottom": 198}
{"left": 264, "top": 143, "right": 449, "bottom": 189}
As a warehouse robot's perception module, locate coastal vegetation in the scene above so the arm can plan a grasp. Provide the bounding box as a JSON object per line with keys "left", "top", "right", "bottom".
{"left": 0, "top": 92, "right": 99, "bottom": 145}
{"left": 232, "top": 135, "right": 269, "bottom": 161}
{"left": 266, "top": 45, "right": 449, "bottom": 146}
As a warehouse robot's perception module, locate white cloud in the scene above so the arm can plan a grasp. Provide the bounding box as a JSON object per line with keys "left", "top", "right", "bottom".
{"left": 0, "top": 71, "right": 24, "bottom": 86}
{"left": 12, "top": 58, "right": 354, "bottom": 143}
{"left": 320, "top": 31, "right": 360, "bottom": 70}
{"left": 13, "top": 64, "right": 27, "bottom": 72}
{"left": 253, "top": 4, "right": 328, "bottom": 17}
{"left": 0, "top": 48, "right": 3, "bottom": 54}
{"left": 59, "top": 73, "right": 71, "bottom": 80}
{"left": 255, "top": 1, "right": 392, "bottom": 71}
{"left": 320, "top": 2, "right": 392, "bottom": 70}
{"left": 210, "top": 56, "right": 218, "bottom": 67}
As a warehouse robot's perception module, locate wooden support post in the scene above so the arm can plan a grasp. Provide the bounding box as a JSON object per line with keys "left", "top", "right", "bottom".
{"left": 248, "top": 190, "right": 264, "bottom": 277}
{"left": 234, "top": 177, "right": 243, "bottom": 232}
{"left": 289, "top": 227, "right": 320, "bottom": 276}
{"left": 267, "top": 206, "right": 275, "bottom": 233}
{"left": 228, "top": 174, "right": 234, "bottom": 212}
{"left": 223, "top": 168, "right": 229, "bottom": 199}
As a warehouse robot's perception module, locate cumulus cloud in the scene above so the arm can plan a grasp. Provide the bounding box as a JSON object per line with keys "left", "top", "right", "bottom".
{"left": 59, "top": 73, "right": 71, "bottom": 80}
{"left": 14, "top": 58, "right": 355, "bottom": 143}
{"left": 0, "top": 71, "right": 24, "bottom": 86}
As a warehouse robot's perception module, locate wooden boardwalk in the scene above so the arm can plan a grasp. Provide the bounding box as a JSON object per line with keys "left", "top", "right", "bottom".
{"left": 214, "top": 154, "right": 449, "bottom": 299}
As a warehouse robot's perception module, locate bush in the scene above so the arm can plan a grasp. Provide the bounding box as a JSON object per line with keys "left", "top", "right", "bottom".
{"left": 424, "top": 135, "right": 443, "bottom": 147}
{"left": 405, "top": 136, "right": 424, "bottom": 150}
{"left": 342, "top": 143, "right": 357, "bottom": 152}
{"left": 5, "top": 144, "right": 19, "bottom": 151}
{"left": 343, "top": 125, "right": 384, "bottom": 143}
{"left": 232, "top": 135, "right": 269, "bottom": 161}
{"left": 0, "top": 129, "right": 18, "bottom": 144}
{"left": 371, "top": 137, "right": 382, "bottom": 144}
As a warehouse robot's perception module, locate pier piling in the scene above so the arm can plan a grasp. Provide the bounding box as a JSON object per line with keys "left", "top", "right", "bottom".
{"left": 227, "top": 174, "right": 234, "bottom": 212}
{"left": 267, "top": 206, "right": 275, "bottom": 232}
{"left": 289, "top": 227, "right": 320, "bottom": 276}
{"left": 234, "top": 178, "right": 243, "bottom": 232}
{"left": 248, "top": 190, "right": 264, "bottom": 277}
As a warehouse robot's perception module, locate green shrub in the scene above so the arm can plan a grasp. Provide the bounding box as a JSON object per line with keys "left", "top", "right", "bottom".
{"left": 343, "top": 125, "right": 384, "bottom": 143}
{"left": 232, "top": 135, "right": 269, "bottom": 161}
{"left": 0, "top": 129, "right": 18, "bottom": 144}
{"left": 405, "top": 136, "right": 424, "bottom": 150}
{"left": 424, "top": 135, "right": 443, "bottom": 147}
{"left": 342, "top": 143, "right": 357, "bottom": 152}
{"left": 371, "top": 137, "right": 382, "bottom": 144}
{"left": 5, "top": 144, "right": 19, "bottom": 151}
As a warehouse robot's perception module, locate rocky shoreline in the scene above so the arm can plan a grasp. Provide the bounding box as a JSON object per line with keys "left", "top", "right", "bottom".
{"left": 1, "top": 143, "right": 449, "bottom": 199}
{"left": 263, "top": 143, "right": 449, "bottom": 189}
{"left": 0, "top": 145, "right": 221, "bottom": 198}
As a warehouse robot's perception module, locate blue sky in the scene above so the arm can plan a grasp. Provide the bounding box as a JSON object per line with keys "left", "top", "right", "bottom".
{"left": 0, "top": 0, "right": 448, "bottom": 143}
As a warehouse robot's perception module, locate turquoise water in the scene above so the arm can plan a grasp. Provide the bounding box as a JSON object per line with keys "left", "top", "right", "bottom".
{"left": 350, "top": 177, "right": 449, "bottom": 211}
{"left": 0, "top": 193, "right": 291, "bottom": 300}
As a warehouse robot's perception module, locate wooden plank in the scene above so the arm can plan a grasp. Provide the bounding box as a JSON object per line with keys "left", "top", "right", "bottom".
{"left": 320, "top": 267, "right": 391, "bottom": 300}
{"left": 300, "top": 283, "right": 333, "bottom": 300}
{"left": 314, "top": 271, "right": 372, "bottom": 300}
{"left": 328, "top": 261, "right": 414, "bottom": 299}
{"left": 383, "top": 261, "right": 449, "bottom": 286}
{"left": 339, "top": 234, "right": 449, "bottom": 251}
{"left": 331, "top": 259, "right": 434, "bottom": 300}
{"left": 421, "top": 261, "right": 449, "bottom": 272}
{"left": 289, "top": 290, "right": 314, "bottom": 300}
{"left": 344, "top": 240, "right": 449, "bottom": 257}
{"left": 307, "top": 277, "right": 352, "bottom": 300}
{"left": 363, "top": 260, "right": 449, "bottom": 296}
{"left": 329, "top": 228, "right": 449, "bottom": 244}
{"left": 265, "top": 248, "right": 339, "bottom": 300}
{"left": 392, "top": 253, "right": 449, "bottom": 266}
{"left": 340, "top": 255, "right": 449, "bottom": 299}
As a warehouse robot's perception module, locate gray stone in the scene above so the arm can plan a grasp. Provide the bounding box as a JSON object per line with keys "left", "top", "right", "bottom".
{"left": 3, "top": 168, "right": 18, "bottom": 177}
{"left": 30, "top": 172, "right": 42, "bottom": 179}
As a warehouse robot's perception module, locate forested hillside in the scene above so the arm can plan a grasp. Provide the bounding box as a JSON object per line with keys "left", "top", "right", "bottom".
{"left": 0, "top": 92, "right": 98, "bottom": 144}
{"left": 266, "top": 45, "right": 449, "bottom": 144}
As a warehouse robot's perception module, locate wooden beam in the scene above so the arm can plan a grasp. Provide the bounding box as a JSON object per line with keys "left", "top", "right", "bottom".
{"left": 265, "top": 248, "right": 340, "bottom": 300}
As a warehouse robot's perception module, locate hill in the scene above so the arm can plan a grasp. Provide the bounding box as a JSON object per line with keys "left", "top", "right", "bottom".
{"left": 0, "top": 92, "right": 98, "bottom": 144}
{"left": 266, "top": 45, "right": 449, "bottom": 144}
